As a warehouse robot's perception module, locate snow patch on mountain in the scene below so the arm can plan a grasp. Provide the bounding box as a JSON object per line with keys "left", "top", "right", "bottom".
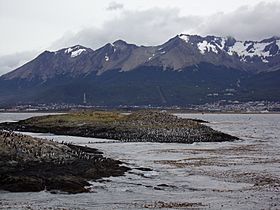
{"left": 177, "top": 34, "right": 280, "bottom": 63}
{"left": 148, "top": 53, "right": 155, "bottom": 61}
{"left": 216, "top": 38, "right": 226, "bottom": 50}
{"left": 179, "top": 34, "right": 190, "bottom": 43}
{"left": 71, "top": 49, "right": 86, "bottom": 58}
{"left": 64, "top": 48, "right": 73, "bottom": 54}
{"left": 197, "top": 41, "right": 218, "bottom": 54}
{"left": 276, "top": 40, "right": 280, "bottom": 48}
{"left": 64, "top": 46, "right": 86, "bottom": 58}
{"left": 228, "top": 41, "right": 270, "bottom": 58}
{"left": 261, "top": 57, "right": 269, "bottom": 63}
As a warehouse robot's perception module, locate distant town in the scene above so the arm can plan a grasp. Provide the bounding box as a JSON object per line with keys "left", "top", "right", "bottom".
{"left": 1, "top": 100, "right": 280, "bottom": 113}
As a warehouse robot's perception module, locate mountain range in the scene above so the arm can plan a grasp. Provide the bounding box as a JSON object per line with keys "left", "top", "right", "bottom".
{"left": 0, "top": 34, "right": 280, "bottom": 106}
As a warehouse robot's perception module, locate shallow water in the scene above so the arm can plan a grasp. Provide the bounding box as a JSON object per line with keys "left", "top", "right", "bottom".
{"left": 0, "top": 112, "right": 61, "bottom": 123}
{"left": 0, "top": 113, "right": 279, "bottom": 209}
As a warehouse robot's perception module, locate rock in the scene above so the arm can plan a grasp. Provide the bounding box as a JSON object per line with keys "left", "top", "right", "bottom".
{"left": 45, "top": 176, "right": 90, "bottom": 194}
{"left": 188, "top": 118, "right": 209, "bottom": 123}
{"left": 0, "top": 175, "right": 44, "bottom": 192}
{"left": 0, "top": 110, "right": 239, "bottom": 143}
{"left": 0, "top": 131, "right": 130, "bottom": 193}
{"left": 153, "top": 187, "right": 163, "bottom": 190}
{"left": 143, "top": 201, "right": 204, "bottom": 208}
{"left": 135, "top": 167, "right": 153, "bottom": 171}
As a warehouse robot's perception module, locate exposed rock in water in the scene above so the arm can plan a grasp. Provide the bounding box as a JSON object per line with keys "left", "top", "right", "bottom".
{"left": 0, "top": 131, "right": 129, "bottom": 193}
{"left": 143, "top": 201, "right": 205, "bottom": 208}
{"left": 0, "top": 110, "right": 238, "bottom": 143}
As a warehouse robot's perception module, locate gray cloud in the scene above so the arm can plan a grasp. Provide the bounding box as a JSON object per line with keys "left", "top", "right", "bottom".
{"left": 3, "top": 1, "right": 280, "bottom": 75}
{"left": 107, "top": 1, "right": 124, "bottom": 11}
{"left": 52, "top": 2, "right": 280, "bottom": 51}
{"left": 51, "top": 8, "right": 201, "bottom": 50}
{"left": 0, "top": 51, "right": 38, "bottom": 76}
{"left": 200, "top": 1, "right": 280, "bottom": 40}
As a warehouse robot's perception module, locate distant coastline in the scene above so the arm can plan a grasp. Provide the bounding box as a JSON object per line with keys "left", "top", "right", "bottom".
{"left": 0, "top": 109, "right": 279, "bottom": 114}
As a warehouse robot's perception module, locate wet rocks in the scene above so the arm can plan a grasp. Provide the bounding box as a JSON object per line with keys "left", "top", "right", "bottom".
{"left": 0, "top": 131, "right": 129, "bottom": 193}
{"left": 1, "top": 176, "right": 45, "bottom": 192}
{"left": 143, "top": 201, "right": 204, "bottom": 208}
{"left": 45, "top": 176, "right": 90, "bottom": 194}
{"left": 135, "top": 167, "right": 153, "bottom": 171}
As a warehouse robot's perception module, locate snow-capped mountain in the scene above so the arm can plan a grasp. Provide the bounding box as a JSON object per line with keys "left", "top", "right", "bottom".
{"left": 177, "top": 34, "right": 280, "bottom": 66}
{"left": 1, "top": 45, "right": 94, "bottom": 81}
{"left": 149, "top": 34, "right": 280, "bottom": 72}
{"left": 63, "top": 45, "right": 90, "bottom": 58}
{"left": 0, "top": 34, "right": 279, "bottom": 106}
{"left": 2, "top": 34, "right": 280, "bottom": 81}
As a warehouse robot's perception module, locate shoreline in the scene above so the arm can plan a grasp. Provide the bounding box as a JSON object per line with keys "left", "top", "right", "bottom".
{"left": 0, "top": 131, "right": 129, "bottom": 194}
{"left": 1, "top": 110, "right": 279, "bottom": 114}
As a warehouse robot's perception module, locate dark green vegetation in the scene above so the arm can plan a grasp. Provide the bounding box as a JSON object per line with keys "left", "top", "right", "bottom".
{"left": 0, "top": 131, "right": 129, "bottom": 193}
{"left": 240, "top": 69, "right": 280, "bottom": 101}
{"left": 0, "top": 110, "right": 238, "bottom": 143}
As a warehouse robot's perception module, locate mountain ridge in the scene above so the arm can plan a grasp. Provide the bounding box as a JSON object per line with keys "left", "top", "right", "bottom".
{"left": 0, "top": 34, "right": 279, "bottom": 106}
{"left": 2, "top": 34, "right": 280, "bottom": 81}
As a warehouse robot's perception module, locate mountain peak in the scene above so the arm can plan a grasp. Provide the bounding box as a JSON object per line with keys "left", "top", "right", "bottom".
{"left": 1, "top": 34, "right": 280, "bottom": 107}
{"left": 112, "top": 40, "right": 138, "bottom": 49}
{"left": 178, "top": 34, "right": 191, "bottom": 43}
{"left": 260, "top": 36, "right": 280, "bottom": 43}
{"left": 113, "top": 39, "right": 128, "bottom": 46}
{"left": 62, "top": 45, "right": 91, "bottom": 58}
{"left": 2, "top": 34, "right": 280, "bottom": 83}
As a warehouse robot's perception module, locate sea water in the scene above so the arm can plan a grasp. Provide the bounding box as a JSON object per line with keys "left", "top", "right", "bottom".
{"left": 0, "top": 113, "right": 279, "bottom": 209}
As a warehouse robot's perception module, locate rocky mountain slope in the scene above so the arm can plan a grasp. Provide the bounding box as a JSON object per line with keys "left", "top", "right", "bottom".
{"left": 0, "top": 34, "right": 279, "bottom": 106}
{"left": 3, "top": 34, "right": 280, "bottom": 81}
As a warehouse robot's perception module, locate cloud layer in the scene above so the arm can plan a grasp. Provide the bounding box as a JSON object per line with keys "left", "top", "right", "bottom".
{"left": 0, "top": 51, "right": 38, "bottom": 76}
{"left": 107, "top": 1, "right": 124, "bottom": 11}
{"left": 51, "top": 8, "right": 201, "bottom": 50}
{"left": 1, "top": 1, "right": 280, "bottom": 75}
{"left": 51, "top": 1, "right": 280, "bottom": 51}
{"left": 199, "top": 2, "right": 280, "bottom": 40}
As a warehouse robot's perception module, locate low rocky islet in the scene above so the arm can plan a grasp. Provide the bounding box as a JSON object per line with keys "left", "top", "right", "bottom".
{"left": 0, "top": 110, "right": 238, "bottom": 143}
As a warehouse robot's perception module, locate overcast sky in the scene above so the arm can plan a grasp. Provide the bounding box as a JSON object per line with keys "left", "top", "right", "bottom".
{"left": 1, "top": 0, "right": 280, "bottom": 75}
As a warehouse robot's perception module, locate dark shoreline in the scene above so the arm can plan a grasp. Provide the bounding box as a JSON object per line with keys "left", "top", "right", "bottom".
{"left": 0, "top": 131, "right": 129, "bottom": 194}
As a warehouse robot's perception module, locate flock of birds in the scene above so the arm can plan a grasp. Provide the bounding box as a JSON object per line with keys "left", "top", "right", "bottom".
{"left": 0, "top": 130, "right": 106, "bottom": 165}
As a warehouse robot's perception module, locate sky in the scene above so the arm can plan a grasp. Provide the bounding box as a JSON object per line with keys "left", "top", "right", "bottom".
{"left": 1, "top": 0, "right": 280, "bottom": 75}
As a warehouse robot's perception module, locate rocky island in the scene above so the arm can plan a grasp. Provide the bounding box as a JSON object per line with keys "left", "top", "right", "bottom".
{"left": 0, "top": 110, "right": 238, "bottom": 143}
{"left": 0, "top": 111, "right": 238, "bottom": 194}
{"left": 0, "top": 131, "right": 129, "bottom": 193}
